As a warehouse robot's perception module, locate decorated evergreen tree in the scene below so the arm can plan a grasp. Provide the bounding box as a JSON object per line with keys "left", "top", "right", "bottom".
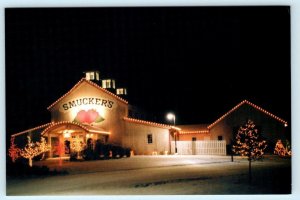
{"left": 233, "top": 119, "right": 267, "bottom": 183}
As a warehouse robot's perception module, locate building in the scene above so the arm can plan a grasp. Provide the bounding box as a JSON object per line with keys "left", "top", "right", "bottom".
{"left": 11, "top": 71, "right": 289, "bottom": 157}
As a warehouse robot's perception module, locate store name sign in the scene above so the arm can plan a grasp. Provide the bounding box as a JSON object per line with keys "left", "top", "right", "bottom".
{"left": 59, "top": 97, "right": 115, "bottom": 112}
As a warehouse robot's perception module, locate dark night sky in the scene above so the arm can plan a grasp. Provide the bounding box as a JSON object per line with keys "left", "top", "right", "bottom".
{"left": 5, "top": 7, "right": 291, "bottom": 135}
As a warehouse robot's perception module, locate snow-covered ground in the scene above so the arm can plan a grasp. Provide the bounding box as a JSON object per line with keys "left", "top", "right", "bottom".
{"left": 6, "top": 155, "right": 291, "bottom": 195}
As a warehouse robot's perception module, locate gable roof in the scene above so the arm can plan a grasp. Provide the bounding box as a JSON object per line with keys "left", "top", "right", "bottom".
{"left": 47, "top": 78, "right": 128, "bottom": 110}
{"left": 11, "top": 123, "right": 54, "bottom": 137}
{"left": 207, "top": 100, "right": 288, "bottom": 129}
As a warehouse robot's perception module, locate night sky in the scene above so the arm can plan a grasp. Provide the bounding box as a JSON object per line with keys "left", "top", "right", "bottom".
{"left": 5, "top": 7, "right": 291, "bottom": 135}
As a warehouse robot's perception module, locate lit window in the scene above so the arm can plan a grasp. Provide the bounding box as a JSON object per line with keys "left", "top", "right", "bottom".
{"left": 147, "top": 134, "right": 153, "bottom": 144}
{"left": 107, "top": 80, "right": 111, "bottom": 88}
{"left": 102, "top": 79, "right": 113, "bottom": 88}
{"left": 102, "top": 80, "right": 107, "bottom": 88}
{"left": 117, "top": 88, "right": 127, "bottom": 95}
{"left": 112, "top": 80, "right": 116, "bottom": 89}
{"left": 86, "top": 73, "right": 90, "bottom": 80}
{"left": 95, "top": 72, "right": 99, "bottom": 81}
{"left": 116, "top": 88, "right": 121, "bottom": 94}
{"left": 90, "top": 73, "right": 94, "bottom": 80}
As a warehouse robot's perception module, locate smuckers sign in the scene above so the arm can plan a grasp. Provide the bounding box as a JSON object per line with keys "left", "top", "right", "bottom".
{"left": 59, "top": 97, "right": 115, "bottom": 113}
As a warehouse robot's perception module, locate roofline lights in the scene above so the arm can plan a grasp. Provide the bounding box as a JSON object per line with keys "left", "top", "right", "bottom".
{"left": 11, "top": 122, "right": 54, "bottom": 137}
{"left": 124, "top": 117, "right": 173, "bottom": 129}
{"left": 179, "top": 130, "right": 210, "bottom": 135}
{"left": 41, "top": 121, "right": 91, "bottom": 135}
{"left": 47, "top": 78, "right": 128, "bottom": 110}
{"left": 208, "top": 100, "right": 288, "bottom": 129}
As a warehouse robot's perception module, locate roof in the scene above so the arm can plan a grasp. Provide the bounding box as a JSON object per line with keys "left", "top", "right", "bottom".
{"left": 124, "top": 117, "right": 172, "bottom": 129}
{"left": 208, "top": 100, "right": 288, "bottom": 129}
{"left": 40, "top": 121, "right": 110, "bottom": 135}
{"left": 82, "top": 124, "right": 110, "bottom": 134}
{"left": 47, "top": 78, "right": 128, "bottom": 110}
{"left": 11, "top": 123, "right": 53, "bottom": 137}
{"left": 177, "top": 124, "right": 210, "bottom": 134}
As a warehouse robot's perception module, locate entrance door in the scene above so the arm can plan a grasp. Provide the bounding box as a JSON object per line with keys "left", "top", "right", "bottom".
{"left": 64, "top": 140, "right": 71, "bottom": 155}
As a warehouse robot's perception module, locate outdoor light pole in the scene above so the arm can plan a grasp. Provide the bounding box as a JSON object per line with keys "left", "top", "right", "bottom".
{"left": 167, "top": 113, "right": 177, "bottom": 154}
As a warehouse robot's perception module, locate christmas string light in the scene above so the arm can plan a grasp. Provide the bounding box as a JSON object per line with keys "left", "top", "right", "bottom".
{"left": 232, "top": 119, "right": 267, "bottom": 160}
{"left": 70, "top": 136, "right": 86, "bottom": 159}
{"left": 20, "top": 136, "right": 50, "bottom": 167}
{"left": 124, "top": 117, "right": 172, "bottom": 129}
{"left": 11, "top": 122, "right": 53, "bottom": 137}
{"left": 47, "top": 78, "right": 128, "bottom": 110}
{"left": 179, "top": 130, "right": 209, "bottom": 134}
{"left": 8, "top": 137, "right": 21, "bottom": 163}
{"left": 274, "top": 139, "right": 291, "bottom": 157}
{"left": 208, "top": 100, "right": 288, "bottom": 129}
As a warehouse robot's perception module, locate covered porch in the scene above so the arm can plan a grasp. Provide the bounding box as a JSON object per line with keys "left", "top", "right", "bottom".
{"left": 41, "top": 121, "right": 110, "bottom": 158}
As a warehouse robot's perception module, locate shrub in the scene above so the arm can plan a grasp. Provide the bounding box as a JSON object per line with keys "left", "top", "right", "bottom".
{"left": 125, "top": 148, "right": 131, "bottom": 157}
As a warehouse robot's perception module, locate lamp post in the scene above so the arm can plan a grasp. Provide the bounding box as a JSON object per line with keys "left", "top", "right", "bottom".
{"left": 167, "top": 113, "right": 177, "bottom": 154}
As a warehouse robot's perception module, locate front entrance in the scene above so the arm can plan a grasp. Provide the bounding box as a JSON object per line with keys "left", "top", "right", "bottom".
{"left": 43, "top": 122, "right": 110, "bottom": 158}
{"left": 51, "top": 137, "right": 60, "bottom": 157}
{"left": 64, "top": 140, "right": 70, "bottom": 155}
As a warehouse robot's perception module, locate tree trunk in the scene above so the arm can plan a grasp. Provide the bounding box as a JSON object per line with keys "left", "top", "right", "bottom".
{"left": 248, "top": 159, "right": 252, "bottom": 184}
{"left": 29, "top": 158, "right": 32, "bottom": 167}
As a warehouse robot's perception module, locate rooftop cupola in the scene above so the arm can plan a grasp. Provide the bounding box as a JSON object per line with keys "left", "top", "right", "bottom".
{"left": 116, "top": 88, "right": 127, "bottom": 97}
{"left": 84, "top": 70, "right": 100, "bottom": 83}
{"left": 102, "top": 78, "right": 116, "bottom": 93}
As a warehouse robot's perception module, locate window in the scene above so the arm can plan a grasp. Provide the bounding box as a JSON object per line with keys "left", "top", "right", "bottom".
{"left": 102, "top": 80, "right": 107, "bottom": 88}
{"left": 147, "top": 134, "right": 153, "bottom": 144}
{"left": 112, "top": 80, "right": 116, "bottom": 89}
{"left": 102, "top": 79, "right": 112, "bottom": 88}
{"left": 86, "top": 73, "right": 90, "bottom": 80}
{"left": 192, "top": 137, "right": 197, "bottom": 141}
{"left": 117, "top": 88, "right": 127, "bottom": 95}
{"left": 90, "top": 73, "right": 94, "bottom": 80}
{"left": 95, "top": 72, "right": 99, "bottom": 81}
{"left": 107, "top": 80, "right": 111, "bottom": 88}
{"left": 116, "top": 88, "right": 121, "bottom": 95}
{"left": 218, "top": 136, "right": 223, "bottom": 141}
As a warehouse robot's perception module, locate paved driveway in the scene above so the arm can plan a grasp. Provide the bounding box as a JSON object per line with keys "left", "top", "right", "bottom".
{"left": 34, "top": 155, "right": 238, "bottom": 174}
{"left": 7, "top": 155, "right": 291, "bottom": 195}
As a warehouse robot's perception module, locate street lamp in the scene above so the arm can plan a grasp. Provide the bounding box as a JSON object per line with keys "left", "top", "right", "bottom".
{"left": 166, "top": 113, "right": 177, "bottom": 154}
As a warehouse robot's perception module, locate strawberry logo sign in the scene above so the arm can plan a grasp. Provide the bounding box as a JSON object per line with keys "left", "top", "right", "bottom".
{"left": 73, "top": 109, "right": 105, "bottom": 124}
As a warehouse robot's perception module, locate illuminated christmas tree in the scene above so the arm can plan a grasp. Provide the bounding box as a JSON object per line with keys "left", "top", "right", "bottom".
{"left": 8, "top": 137, "right": 21, "bottom": 163}
{"left": 233, "top": 119, "right": 267, "bottom": 183}
{"left": 20, "top": 136, "right": 50, "bottom": 167}
{"left": 274, "top": 139, "right": 291, "bottom": 157}
{"left": 70, "top": 137, "right": 85, "bottom": 159}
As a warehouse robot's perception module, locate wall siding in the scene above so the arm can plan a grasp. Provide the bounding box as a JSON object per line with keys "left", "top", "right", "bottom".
{"left": 124, "top": 122, "right": 170, "bottom": 155}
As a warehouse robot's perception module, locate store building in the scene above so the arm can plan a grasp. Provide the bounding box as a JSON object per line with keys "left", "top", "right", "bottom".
{"left": 11, "top": 71, "right": 289, "bottom": 157}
